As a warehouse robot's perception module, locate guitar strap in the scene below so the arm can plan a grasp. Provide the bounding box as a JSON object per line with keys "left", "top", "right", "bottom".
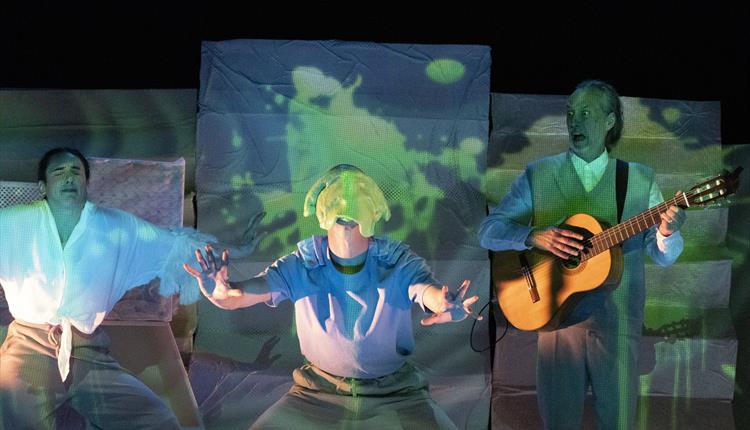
{"left": 616, "top": 159, "right": 629, "bottom": 222}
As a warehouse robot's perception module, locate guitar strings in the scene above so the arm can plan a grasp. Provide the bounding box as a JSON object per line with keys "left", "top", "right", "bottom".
{"left": 519, "top": 189, "right": 699, "bottom": 274}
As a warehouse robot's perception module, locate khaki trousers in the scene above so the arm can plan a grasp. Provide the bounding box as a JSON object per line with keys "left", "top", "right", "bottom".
{"left": 251, "top": 362, "right": 458, "bottom": 430}
{"left": 0, "top": 320, "right": 180, "bottom": 430}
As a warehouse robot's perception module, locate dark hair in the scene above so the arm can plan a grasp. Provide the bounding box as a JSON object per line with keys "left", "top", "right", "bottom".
{"left": 575, "top": 80, "right": 624, "bottom": 149}
{"left": 37, "top": 147, "right": 90, "bottom": 183}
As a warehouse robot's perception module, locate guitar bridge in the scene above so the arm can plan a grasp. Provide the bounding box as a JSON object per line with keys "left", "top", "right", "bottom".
{"left": 519, "top": 253, "right": 540, "bottom": 303}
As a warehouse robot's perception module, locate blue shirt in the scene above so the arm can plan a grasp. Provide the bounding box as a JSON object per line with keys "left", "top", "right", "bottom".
{"left": 260, "top": 235, "right": 436, "bottom": 379}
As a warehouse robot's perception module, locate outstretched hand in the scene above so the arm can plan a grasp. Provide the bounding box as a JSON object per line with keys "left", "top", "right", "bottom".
{"left": 421, "top": 280, "right": 483, "bottom": 326}
{"left": 183, "top": 245, "right": 242, "bottom": 309}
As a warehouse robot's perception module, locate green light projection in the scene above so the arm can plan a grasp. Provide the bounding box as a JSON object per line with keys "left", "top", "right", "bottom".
{"left": 661, "top": 107, "right": 681, "bottom": 125}
{"left": 108, "top": 228, "right": 127, "bottom": 243}
{"left": 231, "top": 131, "right": 243, "bottom": 149}
{"left": 224, "top": 65, "right": 485, "bottom": 259}
{"left": 638, "top": 374, "right": 652, "bottom": 430}
{"left": 425, "top": 59, "right": 466, "bottom": 84}
{"left": 721, "top": 363, "right": 736, "bottom": 379}
{"left": 137, "top": 224, "right": 158, "bottom": 241}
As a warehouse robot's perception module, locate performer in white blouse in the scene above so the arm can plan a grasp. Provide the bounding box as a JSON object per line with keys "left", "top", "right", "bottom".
{"left": 0, "top": 147, "right": 254, "bottom": 430}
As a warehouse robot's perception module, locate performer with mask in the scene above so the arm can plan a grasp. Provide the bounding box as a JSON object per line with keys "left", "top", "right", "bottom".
{"left": 185, "top": 164, "right": 482, "bottom": 429}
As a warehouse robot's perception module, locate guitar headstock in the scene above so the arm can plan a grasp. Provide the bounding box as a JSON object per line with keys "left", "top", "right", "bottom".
{"left": 685, "top": 167, "right": 743, "bottom": 207}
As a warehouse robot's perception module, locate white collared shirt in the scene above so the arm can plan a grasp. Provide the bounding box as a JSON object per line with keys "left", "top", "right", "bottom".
{"left": 0, "top": 200, "right": 200, "bottom": 379}
{"left": 570, "top": 149, "right": 610, "bottom": 192}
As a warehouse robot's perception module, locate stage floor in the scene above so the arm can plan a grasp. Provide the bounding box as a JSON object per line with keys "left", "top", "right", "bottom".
{"left": 491, "top": 392, "right": 735, "bottom": 430}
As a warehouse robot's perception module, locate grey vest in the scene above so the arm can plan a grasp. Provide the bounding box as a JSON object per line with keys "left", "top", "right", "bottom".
{"left": 526, "top": 152, "right": 654, "bottom": 335}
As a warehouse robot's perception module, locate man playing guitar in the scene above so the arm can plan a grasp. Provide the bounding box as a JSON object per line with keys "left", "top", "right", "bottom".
{"left": 479, "top": 80, "right": 685, "bottom": 430}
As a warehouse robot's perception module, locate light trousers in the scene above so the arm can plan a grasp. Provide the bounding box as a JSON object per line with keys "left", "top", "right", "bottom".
{"left": 252, "top": 362, "right": 458, "bottom": 430}
{"left": 0, "top": 320, "right": 180, "bottom": 430}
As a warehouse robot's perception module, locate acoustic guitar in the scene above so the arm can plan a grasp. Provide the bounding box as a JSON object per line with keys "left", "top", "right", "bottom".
{"left": 492, "top": 167, "right": 742, "bottom": 331}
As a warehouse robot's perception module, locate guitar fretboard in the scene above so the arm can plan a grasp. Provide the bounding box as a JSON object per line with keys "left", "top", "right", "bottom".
{"left": 581, "top": 194, "right": 687, "bottom": 261}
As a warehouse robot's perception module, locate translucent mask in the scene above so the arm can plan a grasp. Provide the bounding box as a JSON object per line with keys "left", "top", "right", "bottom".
{"left": 303, "top": 165, "right": 390, "bottom": 237}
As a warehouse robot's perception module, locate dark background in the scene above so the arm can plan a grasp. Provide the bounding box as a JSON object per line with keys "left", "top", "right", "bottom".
{"left": 1, "top": 3, "right": 747, "bottom": 144}
{"left": 1, "top": 3, "right": 748, "bottom": 427}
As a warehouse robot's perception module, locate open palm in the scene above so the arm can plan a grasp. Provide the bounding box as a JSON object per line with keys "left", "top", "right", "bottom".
{"left": 183, "top": 245, "right": 242, "bottom": 309}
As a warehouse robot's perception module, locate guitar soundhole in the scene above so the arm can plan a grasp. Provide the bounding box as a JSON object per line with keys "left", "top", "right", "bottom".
{"left": 561, "top": 255, "right": 580, "bottom": 269}
{"left": 558, "top": 222, "right": 592, "bottom": 271}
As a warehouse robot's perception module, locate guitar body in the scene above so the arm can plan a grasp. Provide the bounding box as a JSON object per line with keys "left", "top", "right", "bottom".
{"left": 492, "top": 213, "right": 624, "bottom": 331}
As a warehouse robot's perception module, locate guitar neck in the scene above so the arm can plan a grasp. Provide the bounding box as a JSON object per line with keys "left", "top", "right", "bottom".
{"left": 582, "top": 194, "right": 687, "bottom": 261}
